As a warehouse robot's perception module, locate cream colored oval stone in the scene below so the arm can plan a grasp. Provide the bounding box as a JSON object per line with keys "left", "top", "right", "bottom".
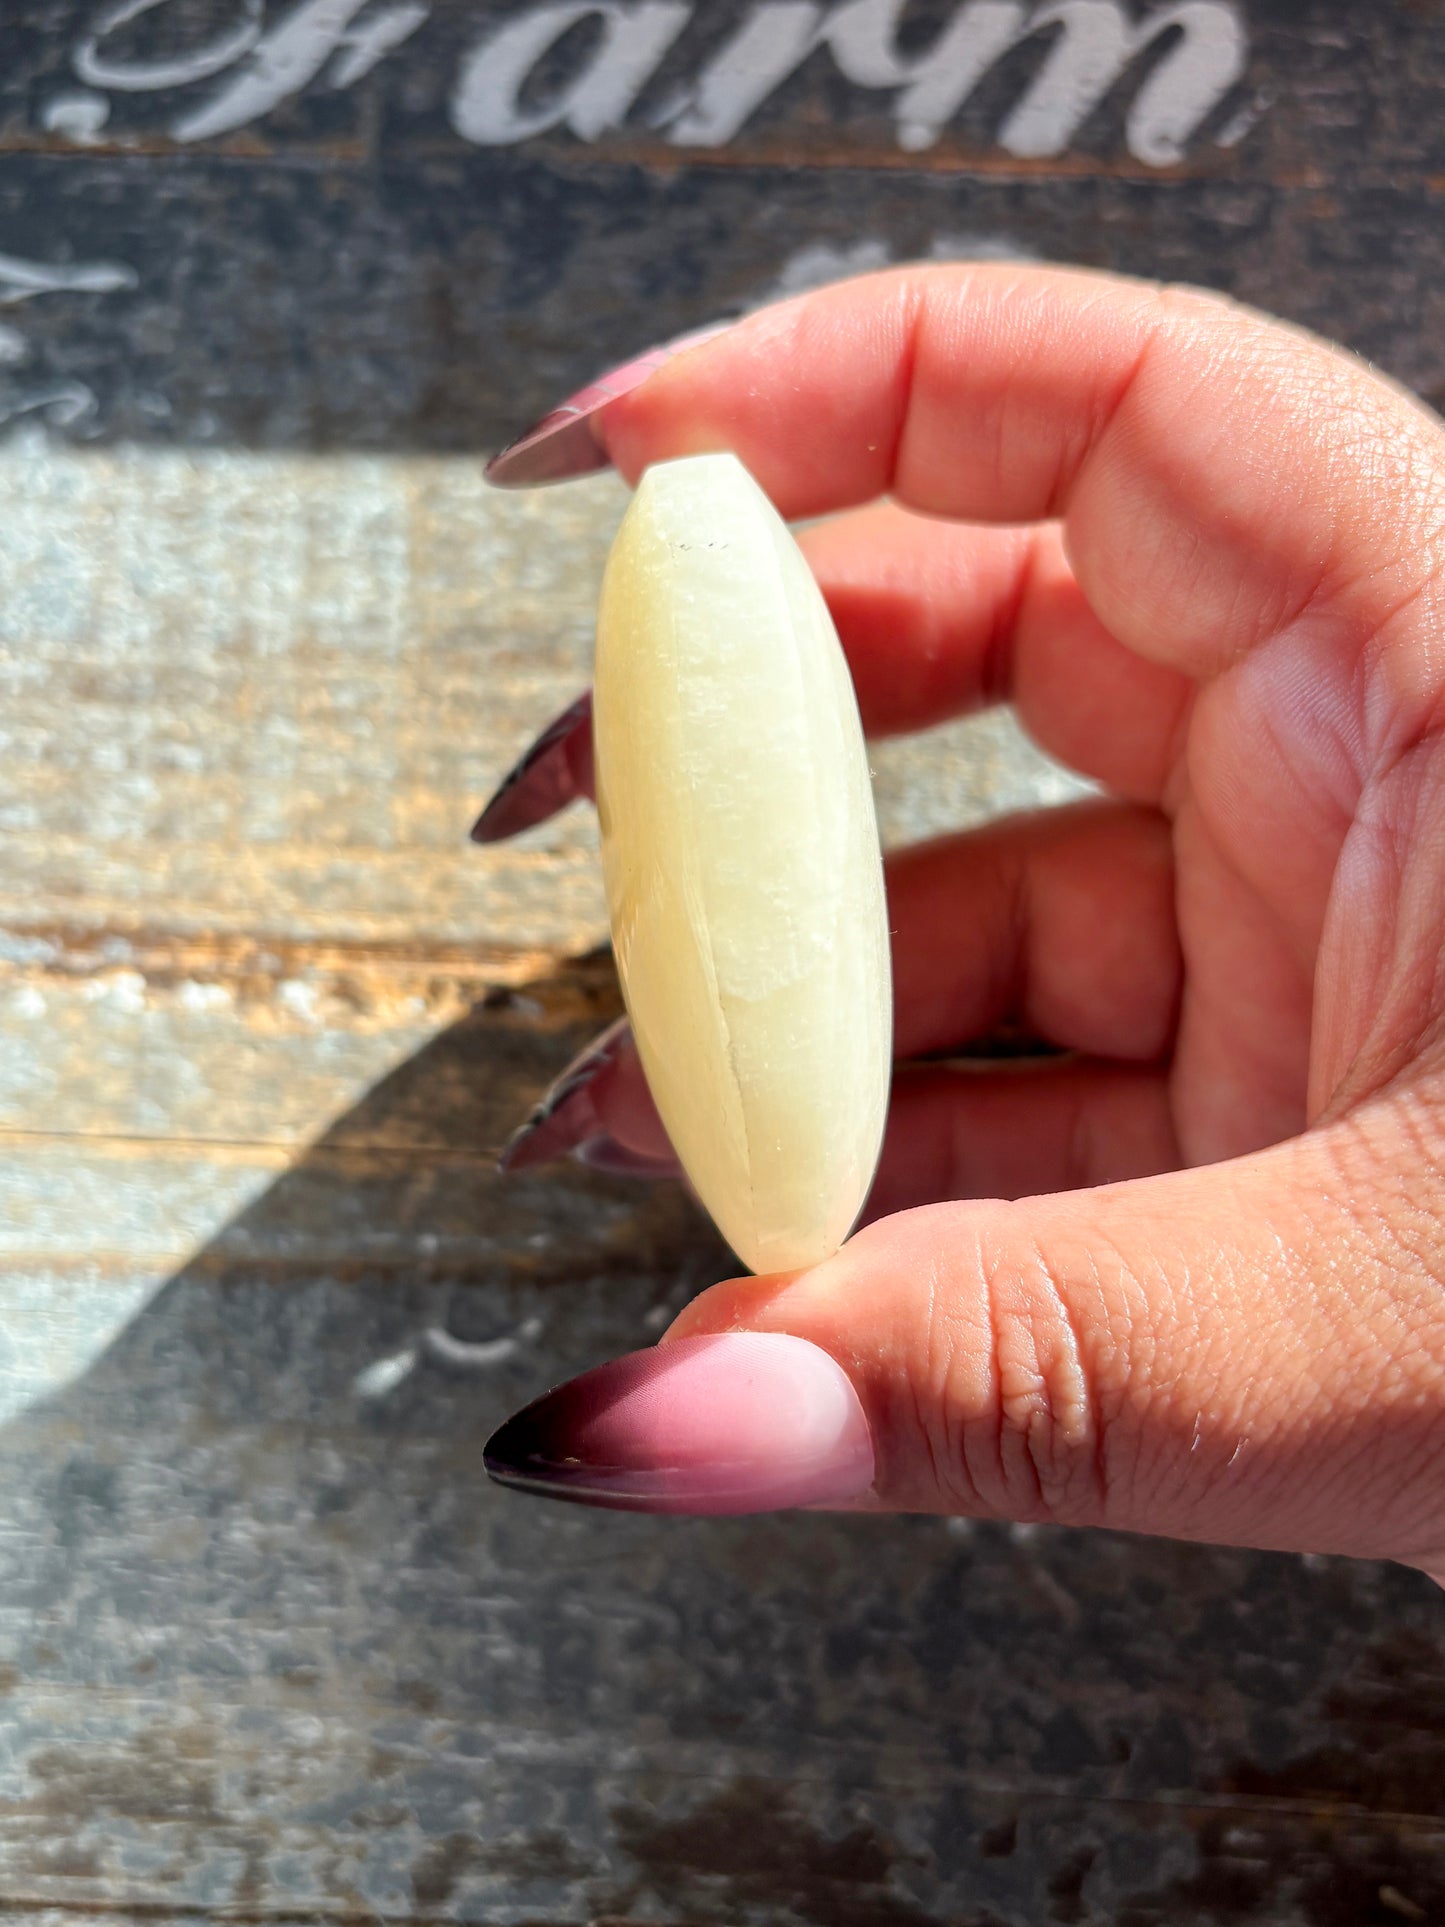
{"left": 594, "top": 452, "right": 892, "bottom": 1274}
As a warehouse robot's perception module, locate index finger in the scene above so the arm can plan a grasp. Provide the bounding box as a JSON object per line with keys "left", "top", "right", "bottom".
{"left": 602, "top": 265, "right": 1445, "bottom": 701}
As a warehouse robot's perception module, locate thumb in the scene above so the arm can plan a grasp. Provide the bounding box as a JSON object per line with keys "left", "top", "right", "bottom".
{"left": 487, "top": 1086, "right": 1445, "bottom": 1563}
{"left": 664, "top": 1091, "right": 1445, "bottom": 1563}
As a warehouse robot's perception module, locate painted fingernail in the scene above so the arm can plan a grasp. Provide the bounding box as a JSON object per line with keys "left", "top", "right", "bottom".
{"left": 484, "top": 1332, "right": 875, "bottom": 1514}
{"left": 471, "top": 692, "right": 594, "bottom": 844}
{"left": 484, "top": 321, "right": 735, "bottom": 489}
{"left": 499, "top": 1015, "right": 633, "bottom": 1172}
{"left": 574, "top": 1135, "right": 682, "bottom": 1180}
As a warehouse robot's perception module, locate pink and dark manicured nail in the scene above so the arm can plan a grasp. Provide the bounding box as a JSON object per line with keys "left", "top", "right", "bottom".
{"left": 499, "top": 1016, "right": 679, "bottom": 1180}
{"left": 572, "top": 1133, "right": 679, "bottom": 1179}
{"left": 484, "top": 1332, "right": 875, "bottom": 1514}
{"left": 471, "top": 692, "right": 594, "bottom": 844}
{"left": 484, "top": 320, "right": 734, "bottom": 489}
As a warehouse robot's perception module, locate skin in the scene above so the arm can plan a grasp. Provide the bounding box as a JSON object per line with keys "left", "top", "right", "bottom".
{"left": 586, "top": 264, "right": 1445, "bottom": 1580}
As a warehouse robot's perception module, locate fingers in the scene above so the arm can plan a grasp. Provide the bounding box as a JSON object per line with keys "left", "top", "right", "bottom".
{"left": 865, "top": 1060, "right": 1179, "bottom": 1219}
{"left": 663, "top": 1092, "right": 1445, "bottom": 1565}
{"left": 471, "top": 508, "right": 1190, "bottom": 840}
{"left": 603, "top": 264, "right": 1445, "bottom": 702}
{"left": 471, "top": 693, "right": 594, "bottom": 844}
{"left": 502, "top": 802, "right": 1184, "bottom": 1211}
{"left": 499, "top": 1016, "right": 679, "bottom": 1180}
{"left": 500, "top": 798, "right": 1182, "bottom": 1176}
{"left": 794, "top": 507, "right": 1054, "bottom": 736}
{"left": 888, "top": 800, "right": 1180, "bottom": 1063}
{"left": 502, "top": 1032, "right": 1180, "bottom": 1211}
{"left": 798, "top": 505, "right": 1191, "bottom": 800}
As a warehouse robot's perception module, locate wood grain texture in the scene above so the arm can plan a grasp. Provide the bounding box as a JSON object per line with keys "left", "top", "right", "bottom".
{"left": 0, "top": 443, "right": 1085, "bottom": 946}
{"left": 0, "top": 3, "right": 1443, "bottom": 447}
{"left": 2, "top": 2, "right": 1444, "bottom": 1922}
{"left": 2, "top": 451, "right": 1441, "bottom": 1927}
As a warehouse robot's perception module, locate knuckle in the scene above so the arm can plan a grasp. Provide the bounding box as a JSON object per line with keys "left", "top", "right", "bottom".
{"left": 921, "top": 1214, "right": 1117, "bottom": 1528}
{"left": 1324, "top": 1095, "right": 1445, "bottom": 1296}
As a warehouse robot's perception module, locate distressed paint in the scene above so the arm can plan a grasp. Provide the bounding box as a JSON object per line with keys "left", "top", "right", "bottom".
{"left": 0, "top": 5, "right": 1441, "bottom": 449}
{"left": 1, "top": 428, "right": 1441, "bottom": 1924}
{"left": 53, "top": 0, "right": 1257, "bottom": 161}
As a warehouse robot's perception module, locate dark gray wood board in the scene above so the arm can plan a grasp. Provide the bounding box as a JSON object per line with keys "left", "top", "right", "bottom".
{"left": 4, "top": 953, "right": 1445, "bottom": 1927}
{"left": 0, "top": 2, "right": 1441, "bottom": 447}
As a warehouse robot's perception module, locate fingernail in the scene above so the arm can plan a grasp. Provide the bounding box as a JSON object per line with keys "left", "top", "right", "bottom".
{"left": 498, "top": 1015, "right": 633, "bottom": 1172}
{"left": 483, "top": 1332, "right": 875, "bottom": 1514}
{"left": 574, "top": 1135, "right": 681, "bottom": 1180}
{"left": 471, "top": 692, "right": 593, "bottom": 844}
{"left": 484, "top": 321, "right": 735, "bottom": 489}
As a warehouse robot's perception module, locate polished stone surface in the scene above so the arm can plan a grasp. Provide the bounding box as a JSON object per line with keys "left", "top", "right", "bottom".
{"left": 597, "top": 455, "right": 890, "bottom": 1272}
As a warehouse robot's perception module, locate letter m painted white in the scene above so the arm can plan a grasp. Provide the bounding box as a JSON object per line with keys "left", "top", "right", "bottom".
{"left": 446, "top": 0, "right": 1247, "bottom": 161}
{"left": 996, "top": 0, "right": 1247, "bottom": 163}
{"left": 827, "top": 0, "right": 1247, "bottom": 164}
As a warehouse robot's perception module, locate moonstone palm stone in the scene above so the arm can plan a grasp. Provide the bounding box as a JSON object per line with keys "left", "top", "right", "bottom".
{"left": 594, "top": 453, "right": 892, "bottom": 1274}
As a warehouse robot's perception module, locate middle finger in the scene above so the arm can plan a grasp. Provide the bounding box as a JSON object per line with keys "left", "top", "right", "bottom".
{"left": 473, "top": 503, "right": 1193, "bottom": 845}
{"left": 799, "top": 501, "right": 1192, "bottom": 805}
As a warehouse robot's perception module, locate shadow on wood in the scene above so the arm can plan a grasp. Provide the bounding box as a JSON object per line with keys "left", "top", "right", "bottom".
{"left": 1, "top": 953, "right": 1444, "bottom": 1925}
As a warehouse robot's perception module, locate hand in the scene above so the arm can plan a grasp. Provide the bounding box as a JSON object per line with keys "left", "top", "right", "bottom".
{"left": 479, "top": 264, "right": 1445, "bottom": 1579}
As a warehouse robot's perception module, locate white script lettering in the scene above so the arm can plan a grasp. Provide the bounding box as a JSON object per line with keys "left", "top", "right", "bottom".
{"left": 0, "top": 251, "right": 138, "bottom": 304}
{"left": 173, "top": 0, "right": 429, "bottom": 140}
{"left": 452, "top": 2, "right": 691, "bottom": 144}
{"left": 75, "top": 0, "right": 264, "bottom": 90}
{"left": 451, "top": 0, "right": 1249, "bottom": 161}
{"left": 994, "top": 1, "right": 1246, "bottom": 163}
{"left": 659, "top": 3, "right": 825, "bottom": 146}
{"left": 827, "top": 1, "right": 1032, "bottom": 154}
{"left": 66, "top": 0, "right": 1256, "bottom": 163}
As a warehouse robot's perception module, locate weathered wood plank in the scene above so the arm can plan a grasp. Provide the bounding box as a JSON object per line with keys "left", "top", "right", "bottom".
{"left": 3, "top": 162, "right": 1444, "bottom": 453}
{"left": 2, "top": 933, "right": 1444, "bottom": 1924}
{"left": 0, "top": 365, "right": 1439, "bottom": 1924}
{"left": 0, "top": 442, "right": 1086, "bottom": 946}
{"left": 0, "top": 5, "right": 1443, "bottom": 448}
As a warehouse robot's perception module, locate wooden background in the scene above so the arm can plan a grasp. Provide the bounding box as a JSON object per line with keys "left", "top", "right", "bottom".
{"left": 1, "top": 4, "right": 1444, "bottom": 1923}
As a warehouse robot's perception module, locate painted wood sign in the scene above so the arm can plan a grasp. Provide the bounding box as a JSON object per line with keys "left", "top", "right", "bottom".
{"left": 4, "top": 11, "right": 1445, "bottom": 1923}
{"left": 0, "top": 0, "right": 1441, "bottom": 447}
